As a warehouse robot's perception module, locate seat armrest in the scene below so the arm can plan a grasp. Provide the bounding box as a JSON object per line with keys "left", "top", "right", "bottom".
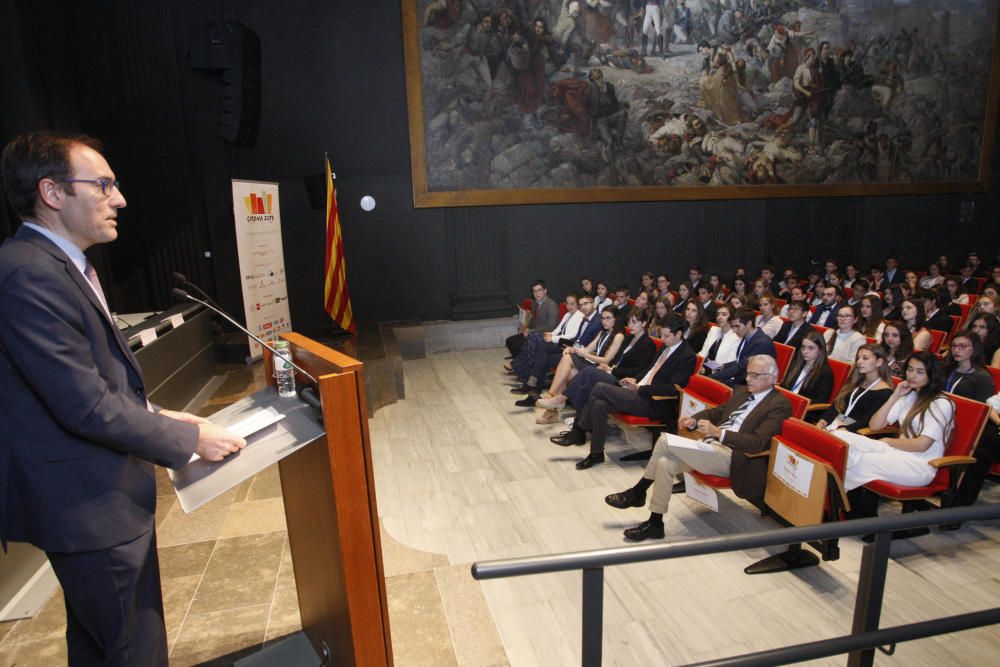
{"left": 651, "top": 395, "right": 678, "bottom": 401}
{"left": 928, "top": 455, "right": 977, "bottom": 469}
{"left": 745, "top": 450, "right": 771, "bottom": 459}
{"left": 806, "top": 402, "right": 831, "bottom": 413}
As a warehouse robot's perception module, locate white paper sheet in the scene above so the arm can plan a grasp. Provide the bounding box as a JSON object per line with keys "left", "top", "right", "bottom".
{"left": 187, "top": 406, "right": 286, "bottom": 462}
{"left": 663, "top": 431, "right": 716, "bottom": 452}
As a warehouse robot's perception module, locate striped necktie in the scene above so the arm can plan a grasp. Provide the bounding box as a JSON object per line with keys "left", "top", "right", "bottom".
{"left": 703, "top": 394, "right": 755, "bottom": 445}
{"left": 84, "top": 261, "right": 112, "bottom": 320}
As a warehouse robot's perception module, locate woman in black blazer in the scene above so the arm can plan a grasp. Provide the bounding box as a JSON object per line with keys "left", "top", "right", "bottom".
{"left": 781, "top": 330, "right": 835, "bottom": 409}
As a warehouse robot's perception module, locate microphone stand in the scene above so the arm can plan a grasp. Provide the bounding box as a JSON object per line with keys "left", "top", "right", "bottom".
{"left": 171, "top": 288, "right": 322, "bottom": 413}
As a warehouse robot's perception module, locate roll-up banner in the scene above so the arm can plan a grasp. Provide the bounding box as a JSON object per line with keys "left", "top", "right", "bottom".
{"left": 231, "top": 179, "right": 292, "bottom": 358}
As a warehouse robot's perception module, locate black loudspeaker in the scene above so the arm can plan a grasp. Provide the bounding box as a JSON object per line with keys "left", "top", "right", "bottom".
{"left": 191, "top": 22, "right": 261, "bottom": 147}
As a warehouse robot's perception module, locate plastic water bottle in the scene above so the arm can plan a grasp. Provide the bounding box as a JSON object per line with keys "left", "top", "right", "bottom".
{"left": 274, "top": 340, "right": 296, "bottom": 398}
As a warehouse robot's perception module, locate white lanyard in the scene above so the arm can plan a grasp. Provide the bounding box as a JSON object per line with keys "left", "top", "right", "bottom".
{"left": 844, "top": 383, "right": 874, "bottom": 416}
{"left": 791, "top": 366, "right": 810, "bottom": 393}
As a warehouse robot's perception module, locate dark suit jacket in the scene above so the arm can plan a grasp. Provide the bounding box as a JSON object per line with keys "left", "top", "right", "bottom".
{"left": 925, "top": 309, "right": 953, "bottom": 333}
{"left": 574, "top": 313, "right": 603, "bottom": 347}
{"left": 774, "top": 320, "right": 809, "bottom": 349}
{"left": 885, "top": 268, "right": 904, "bottom": 284}
{"left": 710, "top": 328, "right": 776, "bottom": 386}
{"left": 0, "top": 227, "right": 198, "bottom": 552}
{"left": 637, "top": 341, "right": 697, "bottom": 422}
{"left": 691, "top": 387, "right": 792, "bottom": 507}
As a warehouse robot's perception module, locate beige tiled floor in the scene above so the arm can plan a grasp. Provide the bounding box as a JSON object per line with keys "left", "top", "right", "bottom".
{"left": 369, "top": 348, "right": 1000, "bottom": 667}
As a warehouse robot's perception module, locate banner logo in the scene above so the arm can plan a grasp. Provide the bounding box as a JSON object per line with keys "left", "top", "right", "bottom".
{"left": 243, "top": 192, "right": 276, "bottom": 222}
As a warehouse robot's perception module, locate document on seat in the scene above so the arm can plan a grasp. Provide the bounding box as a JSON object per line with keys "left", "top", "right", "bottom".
{"left": 170, "top": 387, "right": 325, "bottom": 513}
{"left": 772, "top": 442, "right": 814, "bottom": 498}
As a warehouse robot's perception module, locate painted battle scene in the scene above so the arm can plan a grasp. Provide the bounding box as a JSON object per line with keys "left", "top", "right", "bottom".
{"left": 411, "top": 1, "right": 997, "bottom": 194}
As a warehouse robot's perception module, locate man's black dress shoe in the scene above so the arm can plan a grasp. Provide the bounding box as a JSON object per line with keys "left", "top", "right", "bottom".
{"left": 671, "top": 480, "right": 686, "bottom": 494}
{"left": 623, "top": 520, "right": 664, "bottom": 541}
{"left": 605, "top": 489, "right": 646, "bottom": 509}
{"left": 550, "top": 430, "right": 586, "bottom": 446}
{"left": 575, "top": 453, "right": 605, "bottom": 469}
{"left": 510, "top": 385, "right": 532, "bottom": 395}
{"left": 514, "top": 395, "right": 538, "bottom": 407}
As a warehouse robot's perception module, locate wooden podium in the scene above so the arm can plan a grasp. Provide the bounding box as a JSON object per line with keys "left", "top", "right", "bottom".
{"left": 265, "top": 332, "right": 392, "bottom": 666}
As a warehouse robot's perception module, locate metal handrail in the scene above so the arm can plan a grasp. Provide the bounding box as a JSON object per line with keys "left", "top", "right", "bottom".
{"left": 471, "top": 503, "right": 1000, "bottom": 666}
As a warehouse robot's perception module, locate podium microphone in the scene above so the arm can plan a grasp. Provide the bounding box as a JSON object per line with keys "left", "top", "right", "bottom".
{"left": 171, "top": 288, "right": 322, "bottom": 407}
{"left": 172, "top": 272, "right": 222, "bottom": 310}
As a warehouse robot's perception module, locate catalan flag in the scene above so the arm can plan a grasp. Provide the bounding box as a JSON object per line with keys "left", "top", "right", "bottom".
{"left": 323, "top": 157, "right": 355, "bottom": 333}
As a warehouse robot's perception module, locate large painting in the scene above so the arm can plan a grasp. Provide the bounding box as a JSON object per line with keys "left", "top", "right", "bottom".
{"left": 403, "top": 1, "right": 1000, "bottom": 207}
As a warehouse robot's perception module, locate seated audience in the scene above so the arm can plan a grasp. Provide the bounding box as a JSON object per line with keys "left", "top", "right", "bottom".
{"left": 843, "top": 264, "right": 859, "bottom": 288}
{"left": 507, "top": 293, "right": 581, "bottom": 378}
{"left": 847, "top": 278, "right": 869, "bottom": 306}
{"left": 869, "top": 264, "right": 888, "bottom": 293}
{"left": 816, "top": 344, "right": 894, "bottom": 432}
{"left": 833, "top": 352, "right": 955, "bottom": 518}
{"left": 611, "top": 285, "right": 632, "bottom": 323}
{"left": 506, "top": 280, "right": 559, "bottom": 357}
{"left": 904, "top": 271, "right": 920, "bottom": 295}
{"left": 550, "top": 314, "right": 697, "bottom": 470}
{"left": 683, "top": 299, "right": 710, "bottom": 353}
{"left": 648, "top": 296, "right": 673, "bottom": 339}
{"left": 708, "top": 273, "right": 725, "bottom": 302}
{"left": 695, "top": 284, "right": 718, "bottom": 319}
{"left": 943, "top": 276, "right": 969, "bottom": 312}
{"left": 534, "top": 308, "right": 625, "bottom": 424}
{"left": 774, "top": 299, "right": 811, "bottom": 349}
{"left": 512, "top": 295, "right": 601, "bottom": 402}
{"left": 580, "top": 276, "right": 594, "bottom": 297}
{"left": 777, "top": 274, "right": 800, "bottom": 301}
{"left": 969, "top": 293, "right": 1000, "bottom": 323}
{"left": 688, "top": 266, "right": 704, "bottom": 292}
{"left": 919, "top": 263, "right": 944, "bottom": 290}
{"left": 699, "top": 303, "right": 740, "bottom": 368}
{"left": 604, "top": 355, "right": 791, "bottom": 541}
{"left": 858, "top": 294, "right": 885, "bottom": 342}
{"left": 942, "top": 332, "right": 994, "bottom": 400}
{"left": 781, "top": 330, "right": 834, "bottom": 404}
{"left": 754, "top": 293, "right": 782, "bottom": 338}
{"left": 809, "top": 285, "right": 840, "bottom": 328}
{"left": 727, "top": 276, "right": 749, "bottom": 304}
{"left": 539, "top": 308, "right": 656, "bottom": 416}
{"left": 709, "top": 308, "right": 776, "bottom": 386}
{"left": 824, "top": 305, "right": 867, "bottom": 363}
{"left": 640, "top": 272, "right": 656, "bottom": 295}
{"left": 882, "top": 284, "right": 905, "bottom": 321}
{"left": 655, "top": 274, "right": 674, "bottom": 306}
{"left": 921, "top": 289, "right": 954, "bottom": 333}
{"left": 901, "top": 298, "right": 934, "bottom": 351}
{"left": 968, "top": 313, "right": 1000, "bottom": 367}
{"left": 594, "top": 280, "right": 612, "bottom": 311}
{"left": 672, "top": 282, "right": 692, "bottom": 315}
{"left": 959, "top": 264, "right": 979, "bottom": 294}
{"left": 779, "top": 286, "right": 807, "bottom": 317}
{"left": 881, "top": 321, "right": 914, "bottom": 379}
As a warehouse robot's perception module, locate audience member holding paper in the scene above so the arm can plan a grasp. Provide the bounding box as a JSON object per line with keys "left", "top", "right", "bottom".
{"left": 604, "top": 355, "right": 792, "bottom": 541}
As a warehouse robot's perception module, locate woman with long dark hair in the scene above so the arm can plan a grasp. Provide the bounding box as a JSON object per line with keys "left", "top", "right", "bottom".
{"left": 968, "top": 313, "right": 1000, "bottom": 367}
{"left": 672, "top": 282, "right": 692, "bottom": 314}
{"left": 817, "top": 344, "right": 893, "bottom": 432}
{"left": 683, "top": 299, "right": 710, "bottom": 353}
{"left": 941, "top": 331, "right": 994, "bottom": 400}
{"left": 833, "top": 351, "right": 955, "bottom": 491}
{"left": 780, "top": 330, "right": 834, "bottom": 404}
{"left": 900, "top": 298, "right": 933, "bottom": 351}
{"left": 858, "top": 294, "right": 885, "bottom": 341}
{"left": 881, "top": 321, "right": 914, "bottom": 379}
{"left": 883, "top": 284, "right": 905, "bottom": 321}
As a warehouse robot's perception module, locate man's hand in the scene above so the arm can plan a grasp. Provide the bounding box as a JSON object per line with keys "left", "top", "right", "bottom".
{"left": 695, "top": 419, "right": 722, "bottom": 439}
{"left": 159, "top": 409, "right": 209, "bottom": 425}
{"left": 195, "top": 423, "right": 246, "bottom": 462}
{"left": 680, "top": 416, "right": 697, "bottom": 431}
{"left": 620, "top": 377, "right": 639, "bottom": 389}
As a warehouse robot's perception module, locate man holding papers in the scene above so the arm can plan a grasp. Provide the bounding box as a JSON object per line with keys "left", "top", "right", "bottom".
{"left": 605, "top": 355, "right": 791, "bottom": 541}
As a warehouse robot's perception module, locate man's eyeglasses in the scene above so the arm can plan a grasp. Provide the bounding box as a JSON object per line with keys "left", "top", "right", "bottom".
{"left": 59, "top": 178, "right": 120, "bottom": 196}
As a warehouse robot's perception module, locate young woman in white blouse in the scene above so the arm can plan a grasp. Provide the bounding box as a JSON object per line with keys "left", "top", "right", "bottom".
{"left": 754, "top": 293, "right": 782, "bottom": 338}
{"left": 823, "top": 305, "right": 867, "bottom": 363}
{"left": 832, "top": 351, "right": 955, "bottom": 492}
{"left": 698, "top": 303, "right": 740, "bottom": 370}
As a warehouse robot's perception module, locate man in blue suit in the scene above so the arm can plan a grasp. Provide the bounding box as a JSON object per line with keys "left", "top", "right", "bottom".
{"left": 709, "top": 307, "right": 776, "bottom": 386}
{"left": 0, "top": 132, "right": 246, "bottom": 666}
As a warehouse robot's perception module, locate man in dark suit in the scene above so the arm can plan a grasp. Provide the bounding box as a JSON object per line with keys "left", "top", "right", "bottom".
{"left": 506, "top": 280, "right": 559, "bottom": 356}
{"left": 869, "top": 265, "right": 888, "bottom": 293}
{"left": 884, "top": 256, "right": 903, "bottom": 284}
{"left": 774, "top": 300, "right": 811, "bottom": 349}
{"left": 709, "top": 308, "right": 776, "bottom": 386}
{"left": 921, "top": 289, "right": 954, "bottom": 333}
{"left": 605, "top": 355, "right": 792, "bottom": 540}
{"left": 808, "top": 285, "right": 840, "bottom": 328}
{"left": 551, "top": 313, "right": 696, "bottom": 469}
{"left": 0, "top": 132, "right": 245, "bottom": 665}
